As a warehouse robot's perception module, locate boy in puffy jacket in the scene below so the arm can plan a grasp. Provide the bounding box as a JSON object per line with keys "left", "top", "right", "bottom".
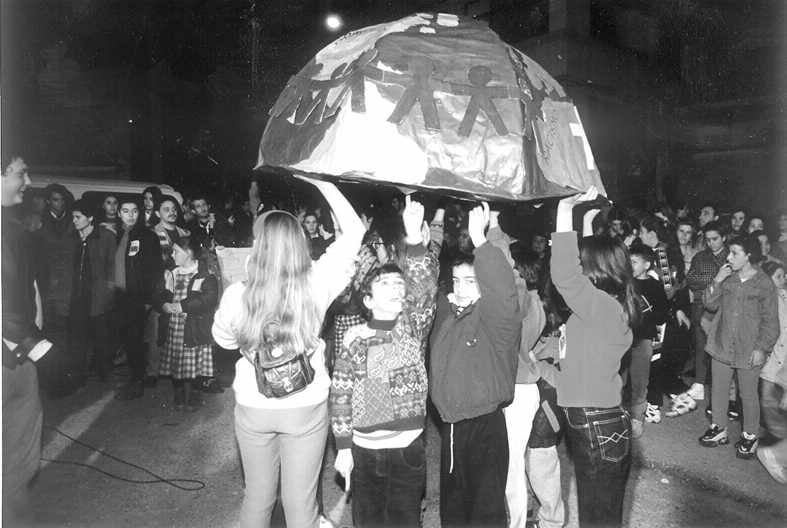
{"left": 429, "top": 203, "right": 521, "bottom": 527}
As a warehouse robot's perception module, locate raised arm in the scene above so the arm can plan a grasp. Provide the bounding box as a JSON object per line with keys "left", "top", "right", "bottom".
{"left": 300, "top": 176, "right": 365, "bottom": 243}
{"left": 298, "top": 176, "right": 366, "bottom": 311}
{"left": 466, "top": 203, "right": 521, "bottom": 350}
{"left": 551, "top": 187, "right": 606, "bottom": 319}
{"left": 401, "top": 197, "right": 439, "bottom": 340}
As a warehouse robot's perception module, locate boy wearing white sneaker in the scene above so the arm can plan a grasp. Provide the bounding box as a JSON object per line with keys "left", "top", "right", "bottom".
{"left": 626, "top": 246, "right": 669, "bottom": 436}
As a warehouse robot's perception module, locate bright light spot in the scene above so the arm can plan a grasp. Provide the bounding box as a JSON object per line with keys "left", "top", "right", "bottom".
{"left": 325, "top": 13, "right": 343, "bottom": 32}
{"left": 128, "top": 119, "right": 134, "bottom": 124}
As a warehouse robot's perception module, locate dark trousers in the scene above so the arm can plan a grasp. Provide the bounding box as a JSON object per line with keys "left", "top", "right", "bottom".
{"left": 2, "top": 361, "right": 42, "bottom": 524}
{"left": 351, "top": 437, "right": 426, "bottom": 527}
{"left": 69, "top": 307, "right": 112, "bottom": 381}
{"left": 648, "top": 321, "right": 690, "bottom": 405}
{"left": 440, "top": 409, "right": 508, "bottom": 528}
{"left": 563, "top": 406, "right": 631, "bottom": 528}
{"left": 114, "top": 295, "right": 147, "bottom": 382}
{"left": 39, "top": 308, "right": 72, "bottom": 394}
{"left": 690, "top": 302, "right": 710, "bottom": 385}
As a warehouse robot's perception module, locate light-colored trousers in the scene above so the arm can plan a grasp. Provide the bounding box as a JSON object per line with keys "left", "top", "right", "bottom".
{"left": 504, "top": 383, "right": 540, "bottom": 528}
{"left": 527, "top": 446, "right": 565, "bottom": 528}
{"left": 234, "top": 401, "right": 328, "bottom": 528}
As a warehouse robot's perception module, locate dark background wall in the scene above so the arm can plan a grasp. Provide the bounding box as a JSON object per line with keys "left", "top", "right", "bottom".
{"left": 2, "top": 0, "right": 785, "bottom": 214}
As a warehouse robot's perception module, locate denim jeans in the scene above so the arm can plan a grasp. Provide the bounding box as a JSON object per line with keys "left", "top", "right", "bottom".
{"left": 563, "top": 406, "right": 632, "bottom": 528}
{"left": 691, "top": 302, "right": 710, "bottom": 385}
{"left": 351, "top": 436, "right": 426, "bottom": 527}
{"left": 234, "top": 402, "right": 328, "bottom": 528}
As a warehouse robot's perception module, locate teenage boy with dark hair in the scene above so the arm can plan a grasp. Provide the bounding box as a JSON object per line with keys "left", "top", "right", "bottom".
{"left": 114, "top": 197, "right": 163, "bottom": 400}
{"left": 429, "top": 202, "right": 521, "bottom": 527}
{"left": 626, "top": 245, "right": 669, "bottom": 433}
{"left": 330, "top": 197, "right": 438, "bottom": 526}
{"left": 677, "top": 221, "right": 728, "bottom": 408}
{"left": 188, "top": 193, "right": 234, "bottom": 249}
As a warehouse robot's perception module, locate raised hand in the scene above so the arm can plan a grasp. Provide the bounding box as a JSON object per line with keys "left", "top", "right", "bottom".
{"left": 402, "top": 195, "right": 425, "bottom": 244}
{"left": 468, "top": 201, "right": 490, "bottom": 248}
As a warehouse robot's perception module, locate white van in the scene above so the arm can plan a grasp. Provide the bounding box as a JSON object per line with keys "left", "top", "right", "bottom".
{"left": 28, "top": 172, "right": 184, "bottom": 206}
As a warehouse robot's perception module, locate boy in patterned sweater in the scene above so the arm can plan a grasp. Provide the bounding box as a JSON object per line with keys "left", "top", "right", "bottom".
{"left": 330, "top": 196, "right": 439, "bottom": 527}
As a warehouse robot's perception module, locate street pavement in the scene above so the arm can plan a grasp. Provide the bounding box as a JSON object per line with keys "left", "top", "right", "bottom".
{"left": 27, "top": 360, "right": 787, "bottom": 528}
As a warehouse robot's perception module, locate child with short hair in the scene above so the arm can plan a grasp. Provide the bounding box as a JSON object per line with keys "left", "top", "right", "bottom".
{"left": 330, "top": 197, "right": 439, "bottom": 526}
{"left": 626, "top": 245, "right": 669, "bottom": 435}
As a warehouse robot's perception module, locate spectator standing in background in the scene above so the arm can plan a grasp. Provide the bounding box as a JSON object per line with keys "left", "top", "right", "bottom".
{"left": 727, "top": 207, "right": 747, "bottom": 244}
{"left": 678, "top": 221, "right": 728, "bottom": 408}
{"left": 188, "top": 194, "right": 234, "bottom": 249}
{"left": 302, "top": 211, "right": 334, "bottom": 260}
{"left": 699, "top": 236, "right": 779, "bottom": 458}
{"left": 69, "top": 199, "right": 117, "bottom": 383}
{"left": 142, "top": 186, "right": 162, "bottom": 228}
{"left": 37, "top": 183, "right": 78, "bottom": 398}
{"left": 757, "top": 261, "right": 787, "bottom": 483}
{"left": 113, "top": 198, "right": 163, "bottom": 400}
{"left": 100, "top": 193, "right": 121, "bottom": 235}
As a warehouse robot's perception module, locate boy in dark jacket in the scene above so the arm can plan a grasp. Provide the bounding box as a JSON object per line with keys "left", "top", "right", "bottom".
{"left": 114, "top": 198, "right": 162, "bottom": 400}
{"left": 626, "top": 246, "right": 669, "bottom": 437}
{"left": 429, "top": 202, "right": 521, "bottom": 527}
{"left": 330, "top": 197, "right": 438, "bottom": 527}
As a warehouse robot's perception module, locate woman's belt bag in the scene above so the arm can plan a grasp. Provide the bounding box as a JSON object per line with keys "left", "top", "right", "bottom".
{"left": 252, "top": 347, "right": 315, "bottom": 398}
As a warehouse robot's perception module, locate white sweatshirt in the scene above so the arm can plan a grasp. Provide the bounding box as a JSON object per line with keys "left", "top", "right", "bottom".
{"left": 212, "top": 234, "right": 359, "bottom": 409}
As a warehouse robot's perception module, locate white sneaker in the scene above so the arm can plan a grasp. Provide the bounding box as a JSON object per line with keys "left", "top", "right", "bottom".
{"left": 686, "top": 382, "right": 705, "bottom": 401}
{"left": 645, "top": 403, "right": 662, "bottom": 423}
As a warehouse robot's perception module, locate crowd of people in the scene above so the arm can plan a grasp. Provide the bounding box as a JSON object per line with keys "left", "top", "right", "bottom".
{"left": 3, "top": 154, "right": 787, "bottom": 527}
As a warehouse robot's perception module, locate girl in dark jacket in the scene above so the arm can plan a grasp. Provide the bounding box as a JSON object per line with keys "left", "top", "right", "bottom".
{"left": 156, "top": 237, "right": 218, "bottom": 411}
{"left": 70, "top": 199, "right": 117, "bottom": 382}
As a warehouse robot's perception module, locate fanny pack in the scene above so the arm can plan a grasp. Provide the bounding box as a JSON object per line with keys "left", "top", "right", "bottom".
{"left": 251, "top": 347, "right": 315, "bottom": 399}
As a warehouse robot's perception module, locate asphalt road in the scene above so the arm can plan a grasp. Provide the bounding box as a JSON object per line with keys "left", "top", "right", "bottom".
{"left": 27, "top": 361, "right": 787, "bottom": 528}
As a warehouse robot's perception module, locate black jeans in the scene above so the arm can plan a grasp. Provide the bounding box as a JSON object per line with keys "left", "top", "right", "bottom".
{"left": 563, "top": 406, "right": 632, "bottom": 528}
{"left": 440, "top": 409, "right": 508, "bottom": 528}
{"left": 114, "top": 296, "right": 147, "bottom": 382}
{"left": 351, "top": 436, "right": 426, "bottom": 527}
{"left": 648, "top": 320, "right": 690, "bottom": 406}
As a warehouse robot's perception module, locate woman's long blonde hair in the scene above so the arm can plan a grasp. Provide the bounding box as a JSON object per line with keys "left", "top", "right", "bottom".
{"left": 236, "top": 210, "right": 321, "bottom": 356}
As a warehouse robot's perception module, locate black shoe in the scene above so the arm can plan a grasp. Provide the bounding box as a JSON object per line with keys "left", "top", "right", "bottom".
{"left": 699, "top": 424, "right": 729, "bottom": 447}
{"left": 735, "top": 433, "right": 759, "bottom": 459}
{"left": 115, "top": 381, "right": 144, "bottom": 400}
{"left": 143, "top": 375, "right": 158, "bottom": 388}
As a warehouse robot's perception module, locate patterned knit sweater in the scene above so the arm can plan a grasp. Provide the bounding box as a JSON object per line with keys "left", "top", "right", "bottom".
{"left": 330, "top": 243, "right": 438, "bottom": 450}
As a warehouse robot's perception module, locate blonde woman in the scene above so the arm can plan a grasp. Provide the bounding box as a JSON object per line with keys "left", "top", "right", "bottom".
{"left": 212, "top": 176, "right": 364, "bottom": 528}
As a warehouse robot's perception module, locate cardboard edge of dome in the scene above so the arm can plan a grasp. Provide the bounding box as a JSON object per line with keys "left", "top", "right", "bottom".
{"left": 254, "top": 12, "right": 608, "bottom": 204}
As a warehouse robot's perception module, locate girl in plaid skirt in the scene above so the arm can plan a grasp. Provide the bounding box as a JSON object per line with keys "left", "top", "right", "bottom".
{"left": 156, "top": 237, "right": 219, "bottom": 411}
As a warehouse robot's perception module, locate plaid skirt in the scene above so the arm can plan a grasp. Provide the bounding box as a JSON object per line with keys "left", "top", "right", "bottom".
{"left": 159, "top": 270, "right": 213, "bottom": 379}
{"left": 159, "top": 312, "right": 213, "bottom": 379}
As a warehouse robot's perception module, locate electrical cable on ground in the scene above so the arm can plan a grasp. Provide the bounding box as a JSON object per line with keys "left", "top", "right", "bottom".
{"left": 41, "top": 424, "right": 206, "bottom": 491}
